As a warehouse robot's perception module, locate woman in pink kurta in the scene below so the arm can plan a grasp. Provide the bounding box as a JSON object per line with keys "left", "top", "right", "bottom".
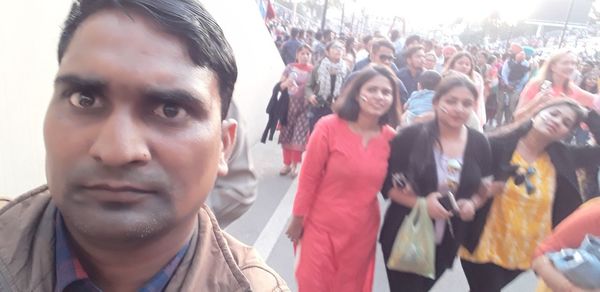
{"left": 286, "top": 66, "right": 400, "bottom": 292}
{"left": 278, "top": 45, "right": 314, "bottom": 177}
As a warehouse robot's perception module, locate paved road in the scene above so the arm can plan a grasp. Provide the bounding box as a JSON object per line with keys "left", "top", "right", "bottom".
{"left": 226, "top": 139, "right": 538, "bottom": 292}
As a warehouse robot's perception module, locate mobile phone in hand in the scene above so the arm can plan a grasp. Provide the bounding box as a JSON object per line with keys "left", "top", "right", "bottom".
{"left": 392, "top": 173, "right": 407, "bottom": 189}
{"left": 438, "top": 192, "right": 460, "bottom": 215}
{"left": 540, "top": 80, "right": 552, "bottom": 92}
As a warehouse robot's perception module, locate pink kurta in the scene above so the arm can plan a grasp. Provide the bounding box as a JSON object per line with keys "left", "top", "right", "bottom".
{"left": 293, "top": 115, "right": 395, "bottom": 292}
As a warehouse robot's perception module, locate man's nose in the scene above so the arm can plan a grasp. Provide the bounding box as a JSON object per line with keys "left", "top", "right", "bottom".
{"left": 88, "top": 112, "right": 151, "bottom": 167}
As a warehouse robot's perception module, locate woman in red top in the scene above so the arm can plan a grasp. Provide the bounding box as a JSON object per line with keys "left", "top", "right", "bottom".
{"left": 515, "top": 49, "right": 600, "bottom": 121}
{"left": 285, "top": 66, "right": 400, "bottom": 292}
{"left": 278, "top": 45, "right": 314, "bottom": 177}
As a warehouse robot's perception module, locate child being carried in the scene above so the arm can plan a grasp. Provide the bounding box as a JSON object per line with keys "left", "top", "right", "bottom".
{"left": 403, "top": 70, "right": 442, "bottom": 125}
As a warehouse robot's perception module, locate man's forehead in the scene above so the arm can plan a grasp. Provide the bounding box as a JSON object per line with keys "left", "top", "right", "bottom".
{"left": 58, "top": 9, "right": 218, "bottom": 99}
{"left": 63, "top": 9, "right": 191, "bottom": 65}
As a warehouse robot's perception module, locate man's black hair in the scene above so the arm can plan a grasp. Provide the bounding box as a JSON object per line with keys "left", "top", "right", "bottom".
{"left": 404, "top": 45, "right": 424, "bottom": 60}
{"left": 58, "top": 0, "right": 238, "bottom": 119}
{"left": 290, "top": 27, "right": 300, "bottom": 38}
{"left": 315, "top": 31, "right": 323, "bottom": 41}
{"left": 404, "top": 34, "right": 421, "bottom": 48}
{"left": 371, "top": 39, "right": 394, "bottom": 54}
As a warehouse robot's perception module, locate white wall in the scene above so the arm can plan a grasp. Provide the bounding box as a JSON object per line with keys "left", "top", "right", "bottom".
{"left": 0, "top": 1, "right": 283, "bottom": 198}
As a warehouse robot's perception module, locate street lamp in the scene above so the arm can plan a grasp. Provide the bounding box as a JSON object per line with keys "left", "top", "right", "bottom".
{"left": 340, "top": 0, "right": 346, "bottom": 35}
{"left": 559, "top": 0, "right": 577, "bottom": 48}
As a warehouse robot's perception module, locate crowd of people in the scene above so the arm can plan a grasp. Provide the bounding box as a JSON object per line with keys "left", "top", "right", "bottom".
{"left": 2, "top": 1, "right": 600, "bottom": 291}
{"left": 271, "top": 25, "right": 600, "bottom": 291}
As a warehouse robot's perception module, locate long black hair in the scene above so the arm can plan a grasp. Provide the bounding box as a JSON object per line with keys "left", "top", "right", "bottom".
{"left": 407, "top": 74, "right": 478, "bottom": 180}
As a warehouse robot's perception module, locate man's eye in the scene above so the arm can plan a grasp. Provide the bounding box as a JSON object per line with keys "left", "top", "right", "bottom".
{"left": 153, "top": 103, "right": 188, "bottom": 120}
{"left": 69, "top": 92, "right": 102, "bottom": 109}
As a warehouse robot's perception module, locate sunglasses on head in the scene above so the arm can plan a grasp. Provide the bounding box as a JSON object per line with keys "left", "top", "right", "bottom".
{"left": 512, "top": 166, "right": 537, "bottom": 195}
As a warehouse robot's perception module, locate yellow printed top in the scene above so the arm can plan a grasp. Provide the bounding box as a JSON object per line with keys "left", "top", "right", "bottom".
{"left": 460, "top": 151, "right": 556, "bottom": 270}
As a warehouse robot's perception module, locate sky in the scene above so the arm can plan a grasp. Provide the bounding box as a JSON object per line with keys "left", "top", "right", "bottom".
{"left": 355, "top": 0, "right": 546, "bottom": 27}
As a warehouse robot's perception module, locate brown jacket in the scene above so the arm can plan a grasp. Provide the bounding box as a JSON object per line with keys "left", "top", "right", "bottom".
{"left": 0, "top": 186, "right": 290, "bottom": 292}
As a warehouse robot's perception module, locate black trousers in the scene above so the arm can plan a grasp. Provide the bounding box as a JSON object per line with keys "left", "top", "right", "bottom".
{"left": 384, "top": 255, "right": 446, "bottom": 292}
{"left": 461, "top": 260, "right": 524, "bottom": 292}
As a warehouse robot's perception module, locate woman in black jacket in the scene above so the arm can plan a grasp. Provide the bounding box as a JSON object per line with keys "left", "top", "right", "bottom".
{"left": 459, "top": 99, "right": 600, "bottom": 292}
{"left": 380, "top": 74, "right": 493, "bottom": 291}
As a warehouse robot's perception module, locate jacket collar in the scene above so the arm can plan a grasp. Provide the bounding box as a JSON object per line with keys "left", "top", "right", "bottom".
{"left": 546, "top": 143, "right": 581, "bottom": 194}
{"left": 495, "top": 136, "right": 580, "bottom": 193}
{"left": 417, "top": 125, "right": 479, "bottom": 196}
{"left": 0, "top": 186, "right": 252, "bottom": 292}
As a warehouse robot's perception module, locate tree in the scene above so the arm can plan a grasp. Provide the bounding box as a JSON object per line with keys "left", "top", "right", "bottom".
{"left": 459, "top": 26, "right": 485, "bottom": 45}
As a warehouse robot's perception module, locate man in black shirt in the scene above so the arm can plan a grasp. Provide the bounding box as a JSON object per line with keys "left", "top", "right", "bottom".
{"left": 397, "top": 46, "right": 426, "bottom": 102}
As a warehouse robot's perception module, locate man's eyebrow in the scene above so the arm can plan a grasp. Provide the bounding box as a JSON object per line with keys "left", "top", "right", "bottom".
{"left": 143, "top": 88, "right": 210, "bottom": 112}
{"left": 54, "top": 75, "right": 107, "bottom": 91}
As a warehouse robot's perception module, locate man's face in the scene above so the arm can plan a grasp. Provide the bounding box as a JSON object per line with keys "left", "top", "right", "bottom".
{"left": 327, "top": 31, "right": 336, "bottom": 41}
{"left": 424, "top": 54, "right": 437, "bottom": 70}
{"left": 407, "top": 40, "right": 420, "bottom": 48}
{"left": 372, "top": 46, "right": 395, "bottom": 67}
{"left": 477, "top": 53, "right": 487, "bottom": 65}
{"left": 424, "top": 42, "right": 433, "bottom": 52}
{"left": 408, "top": 49, "right": 426, "bottom": 70}
{"left": 44, "top": 10, "right": 234, "bottom": 243}
{"left": 328, "top": 43, "right": 344, "bottom": 62}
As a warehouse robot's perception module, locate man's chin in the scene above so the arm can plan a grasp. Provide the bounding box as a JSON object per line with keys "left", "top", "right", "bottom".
{"left": 61, "top": 205, "right": 173, "bottom": 245}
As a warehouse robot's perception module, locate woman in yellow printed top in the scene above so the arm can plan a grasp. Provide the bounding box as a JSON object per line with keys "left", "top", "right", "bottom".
{"left": 459, "top": 99, "right": 600, "bottom": 292}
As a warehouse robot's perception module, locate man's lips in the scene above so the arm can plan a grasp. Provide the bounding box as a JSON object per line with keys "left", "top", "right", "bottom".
{"left": 83, "top": 183, "right": 154, "bottom": 192}
{"left": 80, "top": 182, "right": 155, "bottom": 203}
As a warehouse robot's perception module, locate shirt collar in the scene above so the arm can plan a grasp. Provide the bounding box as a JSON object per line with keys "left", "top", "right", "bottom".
{"left": 54, "top": 212, "right": 190, "bottom": 292}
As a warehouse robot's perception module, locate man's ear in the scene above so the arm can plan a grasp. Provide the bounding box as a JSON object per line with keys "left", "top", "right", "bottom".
{"left": 217, "top": 119, "right": 237, "bottom": 176}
